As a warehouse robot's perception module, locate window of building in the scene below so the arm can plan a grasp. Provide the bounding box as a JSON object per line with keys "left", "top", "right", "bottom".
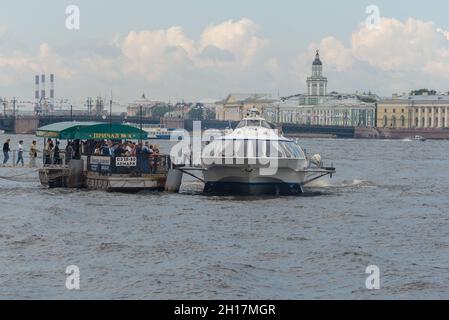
{"left": 401, "top": 115, "right": 405, "bottom": 127}
{"left": 383, "top": 116, "right": 387, "bottom": 127}
{"left": 393, "top": 109, "right": 396, "bottom": 113}
{"left": 392, "top": 116, "right": 397, "bottom": 128}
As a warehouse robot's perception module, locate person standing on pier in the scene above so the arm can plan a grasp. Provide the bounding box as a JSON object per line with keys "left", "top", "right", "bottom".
{"left": 43, "top": 138, "right": 54, "bottom": 165}
{"left": 29, "top": 141, "right": 38, "bottom": 168}
{"left": 53, "top": 141, "right": 61, "bottom": 165}
{"left": 65, "top": 142, "right": 74, "bottom": 164}
{"left": 16, "top": 140, "right": 24, "bottom": 166}
{"left": 3, "top": 138, "right": 11, "bottom": 165}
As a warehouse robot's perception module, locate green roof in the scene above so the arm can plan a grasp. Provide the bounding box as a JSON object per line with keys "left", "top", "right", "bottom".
{"left": 36, "top": 121, "right": 148, "bottom": 140}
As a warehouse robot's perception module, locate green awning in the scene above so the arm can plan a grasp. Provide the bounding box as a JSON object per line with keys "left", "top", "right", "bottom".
{"left": 36, "top": 122, "right": 148, "bottom": 140}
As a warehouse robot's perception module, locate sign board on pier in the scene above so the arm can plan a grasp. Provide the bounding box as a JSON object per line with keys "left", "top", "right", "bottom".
{"left": 90, "top": 156, "right": 111, "bottom": 166}
{"left": 90, "top": 156, "right": 111, "bottom": 171}
{"left": 115, "top": 157, "right": 137, "bottom": 167}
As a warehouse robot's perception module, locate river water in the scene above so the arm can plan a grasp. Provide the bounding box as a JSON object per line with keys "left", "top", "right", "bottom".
{"left": 0, "top": 133, "right": 448, "bottom": 299}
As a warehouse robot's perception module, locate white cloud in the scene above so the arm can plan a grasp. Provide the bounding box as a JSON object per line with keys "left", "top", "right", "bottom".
{"left": 0, "top": 18, "right": 273, "bottom": 102}
{"left": 121, "top": 27, "right": 196, "bottom": 81}
{"left": 293, "top": 17, "right": 449, "bottom": 94}
{"left": 199, "top": 18, "right": 269, "bottom": 66}
{"left": 351, "top": 18, "right": 448, "bottom": 72}
{"left": 119, "top": 18, "right": 269, "bottom": 75}
{"left": 3, "top": 16, "right": 449, "bottom": 102}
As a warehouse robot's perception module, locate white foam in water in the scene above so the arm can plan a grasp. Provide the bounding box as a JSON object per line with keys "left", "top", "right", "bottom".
{"left": 307, "top": 179, "right": 332, "bottom": 188}
{"left": 308, "top": 178, "right": 375, "bottom": 189}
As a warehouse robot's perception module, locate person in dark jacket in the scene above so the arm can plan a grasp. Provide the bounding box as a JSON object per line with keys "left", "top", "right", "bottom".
{"left": 3, "top": 138, "right": 11, "bottom": 165}
{"left": 44, "top": 138, "right": 54, "bottom": 165}
{"left": 113, "top": 144, "right": 125, "bottom": 156}
{"left": 53, "top": 141, "right": 61, "bottom": 164}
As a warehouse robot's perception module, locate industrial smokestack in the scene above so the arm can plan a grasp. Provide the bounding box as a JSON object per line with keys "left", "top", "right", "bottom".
{"left": 50, "top": 74, "right": 55, "bottom": 112}
{"left": 41, "top": 74, "right": 46, "bottom": 100}
{"left": 50, "top": 74, "right": 54, "bottom": 99}
{"left": 35, "top": 75, "right": 40, "bottom": 100}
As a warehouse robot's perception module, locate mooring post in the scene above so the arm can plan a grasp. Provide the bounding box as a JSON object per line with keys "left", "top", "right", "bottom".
{"left": 165, "top": 169, "right": 183, "bottom": 193}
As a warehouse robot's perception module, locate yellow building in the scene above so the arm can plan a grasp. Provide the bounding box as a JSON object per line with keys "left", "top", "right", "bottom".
{"left": 215, "top": 93, "right": 277, "bottom": 121}
{"left": 377, "top": 95, "right": 449, "bottom": 129}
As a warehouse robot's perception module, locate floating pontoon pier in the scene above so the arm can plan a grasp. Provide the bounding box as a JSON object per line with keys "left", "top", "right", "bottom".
{"left": 36, "top": 121, "right": 178, "bottom": 192}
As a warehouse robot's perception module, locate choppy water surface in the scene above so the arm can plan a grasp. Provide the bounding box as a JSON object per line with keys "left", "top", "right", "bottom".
{"left": 0, "top": 134, "right": 449, "bottom": 299}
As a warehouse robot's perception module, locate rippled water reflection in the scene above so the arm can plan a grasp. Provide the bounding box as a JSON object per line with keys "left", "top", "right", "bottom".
{"left": 0, "top": 134, "right": 449, "bottom": 299}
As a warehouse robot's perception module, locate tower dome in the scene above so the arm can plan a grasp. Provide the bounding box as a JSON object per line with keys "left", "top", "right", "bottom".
{"left": 312, "top": 50, "right": 322, "bottom": 66}
{"left": 306, "top": 49, "right": 327, "bottom": 104}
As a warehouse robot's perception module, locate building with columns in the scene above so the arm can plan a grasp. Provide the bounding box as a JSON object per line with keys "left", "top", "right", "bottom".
{"left": 264, "top": 95, "right": 376, "bottom": 127}
{"left": 377, "top": 95, "right": 449, "bottom": 129}
{"left": 270, "top": 51, "right": 376, "bottom": 127}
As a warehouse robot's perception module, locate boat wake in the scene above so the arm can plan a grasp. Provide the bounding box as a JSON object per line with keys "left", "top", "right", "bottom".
{"left": 308, "top": 178, "right": 376, "bottom": 189}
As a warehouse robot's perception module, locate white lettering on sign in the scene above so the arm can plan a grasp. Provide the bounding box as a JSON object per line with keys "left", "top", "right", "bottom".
{"left": 90, "top": 156, "right": 111, "bottom": 166}
{"left": 116, "top": 157, "right": 137, "bottom": 167}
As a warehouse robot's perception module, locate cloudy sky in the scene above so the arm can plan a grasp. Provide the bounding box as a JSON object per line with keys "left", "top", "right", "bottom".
{"left": 1, "top": 0, "right": 449, "bottom": 108}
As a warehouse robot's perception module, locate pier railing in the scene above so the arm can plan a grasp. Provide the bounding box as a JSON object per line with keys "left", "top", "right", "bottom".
{"left": 3, "top": 149, "right": 49, "bottom": 168}
{"left": 42, "top": 150, "right": 67, "bottom": 166}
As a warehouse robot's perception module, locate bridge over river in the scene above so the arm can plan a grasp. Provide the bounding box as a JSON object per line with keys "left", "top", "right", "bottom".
{"left": 0, "top": 115, "right": 355, "bottom": 139}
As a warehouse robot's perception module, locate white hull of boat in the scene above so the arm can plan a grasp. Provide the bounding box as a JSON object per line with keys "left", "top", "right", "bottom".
{"left": 202, "top": 159, "right": 332, "bottom": 195}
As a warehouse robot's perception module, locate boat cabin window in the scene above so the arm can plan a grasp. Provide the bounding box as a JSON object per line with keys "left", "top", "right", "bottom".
{"left": 236, "top": 119, "right": 274, "bottom": 129}
{"left": 279, "top": 141, "right": 305, "bottom": 159}
{"left": 206, "top": 139, "right": 305, "bottom": 159}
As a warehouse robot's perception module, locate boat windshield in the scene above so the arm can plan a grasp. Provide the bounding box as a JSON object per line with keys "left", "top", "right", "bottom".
{"left": 206, "top": 139, "right": 305, "bottom": 159}
{"left": 236, "top": 119, "right": 274, "bottom": 129}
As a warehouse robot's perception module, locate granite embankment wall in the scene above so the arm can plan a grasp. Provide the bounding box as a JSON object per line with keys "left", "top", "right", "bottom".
{"left": 355, "top": 127, "right": 449, "bottom": 140}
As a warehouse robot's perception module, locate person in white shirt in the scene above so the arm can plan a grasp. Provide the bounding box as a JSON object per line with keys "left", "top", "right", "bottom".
{"left": 126, "top": 142, "right": 133, "bottom": 156}
{"left": 16, "top": 140, "right": 24, "bottom": 166}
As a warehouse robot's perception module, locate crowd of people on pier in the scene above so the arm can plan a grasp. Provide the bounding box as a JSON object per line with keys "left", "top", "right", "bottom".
{"left": 2, "top": 137, "right": 163, "bottom": 173}
{"left": 88, "top": 140, "right": 161, "bottom": 174}
{"left": 88, "top": 140, "right": 160, "bottom": 158}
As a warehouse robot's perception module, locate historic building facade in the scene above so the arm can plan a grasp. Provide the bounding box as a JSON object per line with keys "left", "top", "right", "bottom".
{"left": 215, "top": 93, "right": 277, "bottom": 121}
{"left": 272, "top": 51, "right": 376, "bottom": 127}
{"left": 377, "top": 95, "right": 449, "bottom": 129}
{"left": 264, "top": 96, "right": 376, "bottom": 127}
